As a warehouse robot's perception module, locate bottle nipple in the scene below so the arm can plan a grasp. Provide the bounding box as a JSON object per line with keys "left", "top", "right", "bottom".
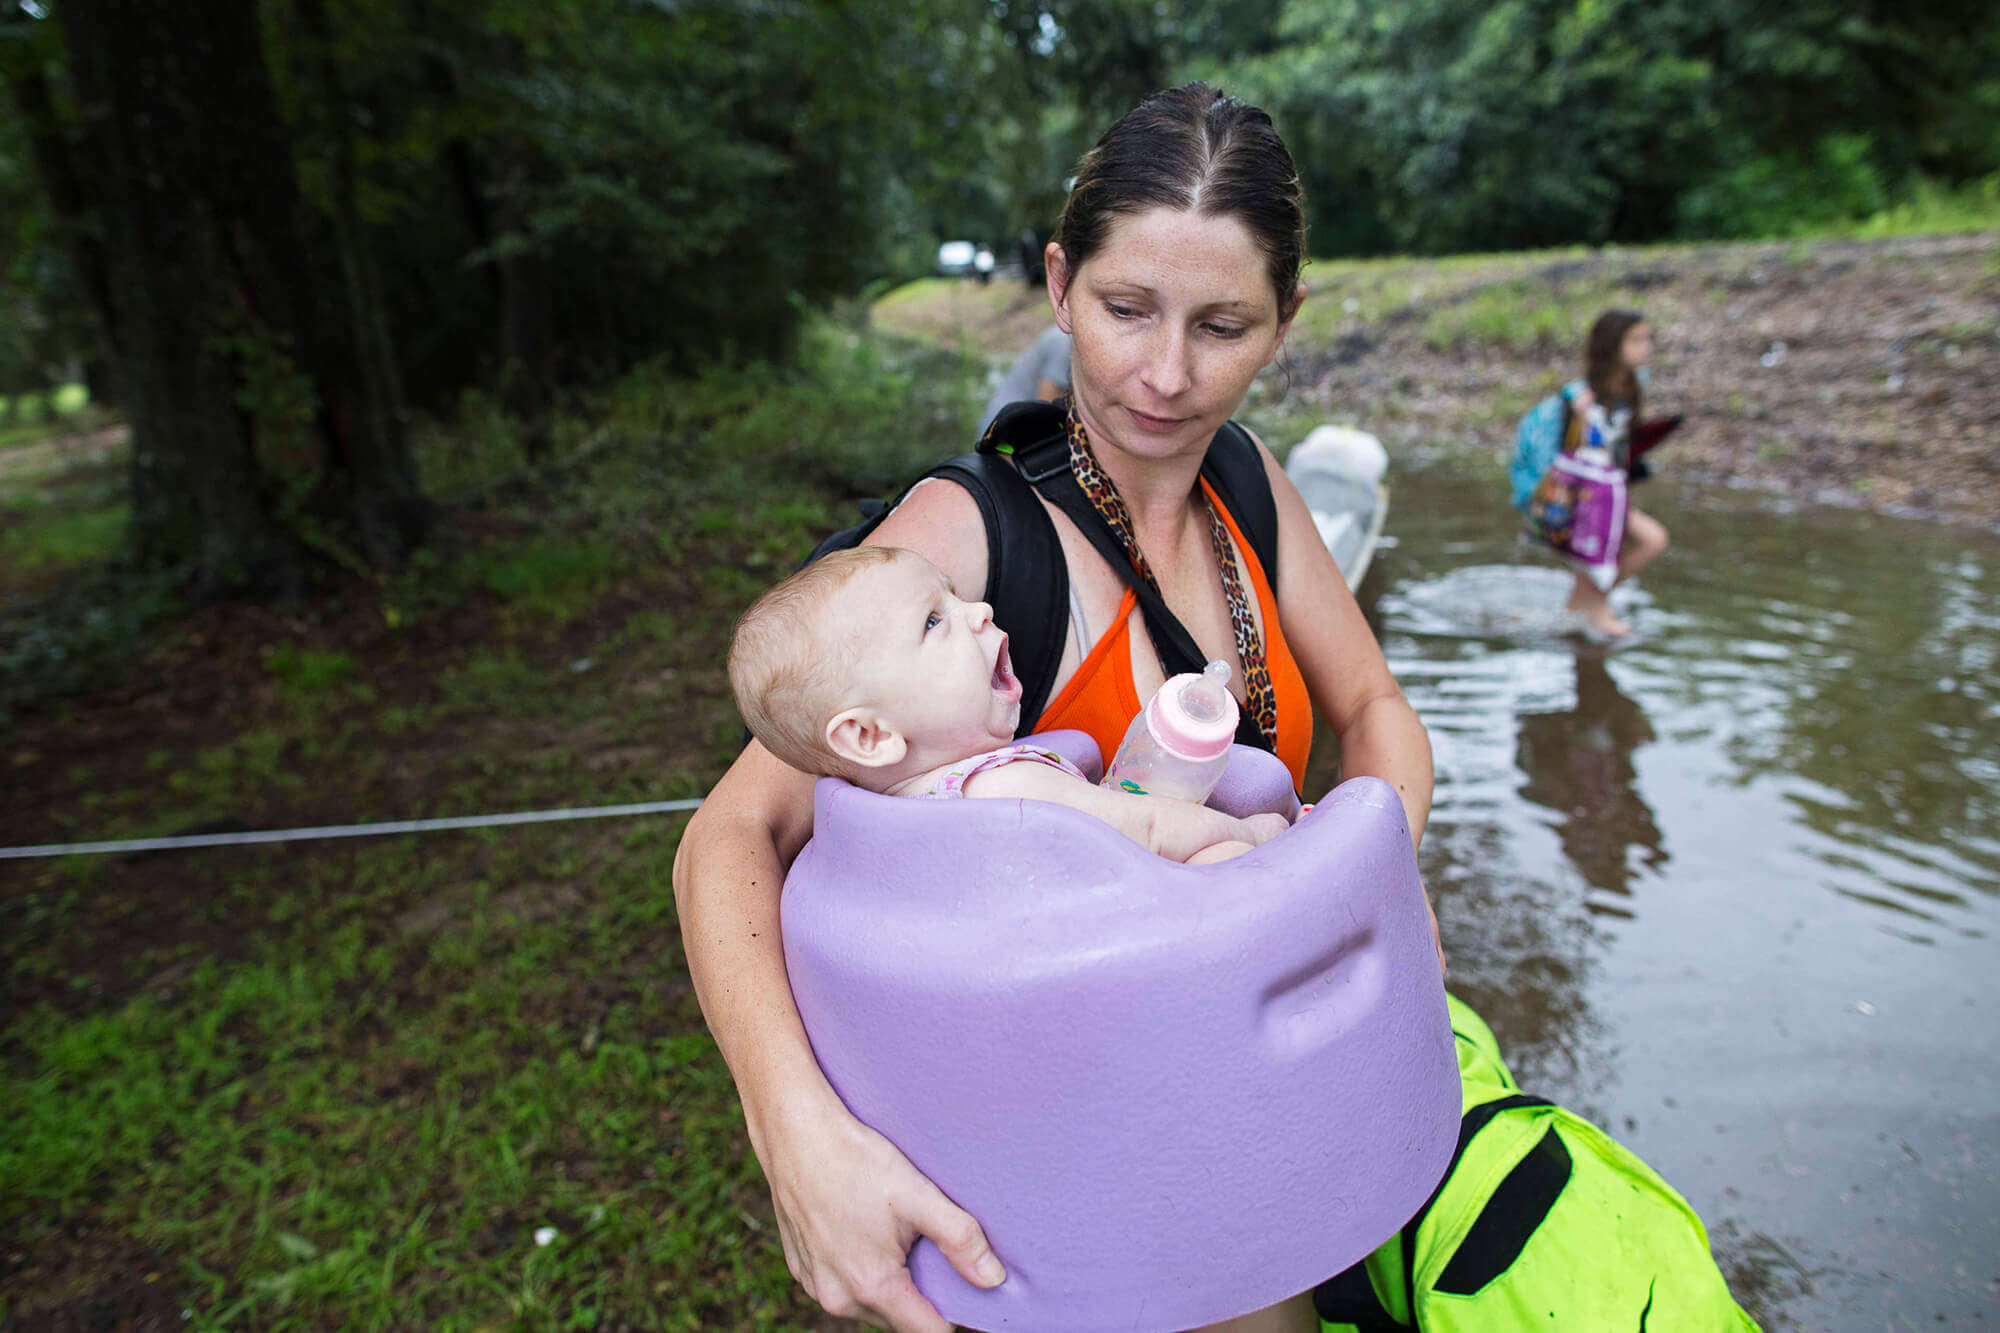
{"left": 1181, "top": 660, "right": 1233, "bottom": 723}
{"left": 1148, "top": 660, "right": 1237, "bottom": 762}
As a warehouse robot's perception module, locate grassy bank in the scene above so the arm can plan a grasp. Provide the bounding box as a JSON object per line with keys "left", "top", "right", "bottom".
{"left": 881, "top": 230, "right": 2000, "bottom": 526}
{"left": 2, "top": 320, "right": 980, "bottom": 1332}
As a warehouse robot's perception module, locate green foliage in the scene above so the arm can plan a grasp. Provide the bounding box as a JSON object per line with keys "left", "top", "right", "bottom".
{"left": 206, "top": 316, "right": 320, "bottom": 490}
{"left": 1223, "top": 0, "right": 2000, "bottom": 255}
{"left": 480, "top": 540, "right": 628, "bottom": 622}
{"left": 0, "top": 499, "right": 125, "bottom": 573}
{"left": 263, "top": 640, "right": 359, "bottom": 697}
{"left": 0, "top": 567, "right": 183, "bottom": 727}
{"left": 0, "top": 383, "right": 92, "bottom": 445}
{"left": 1421, "top": 275, "right": 1620, "bottom": 353}
{"left": 1850, "top": 173, "right": 2000, "bottom": 239}
{"left": 1677, "top": 134, "right": 1889, "bottom": 239}
{"left": 263, "top": 0, "right": 1032, "bottom": 391}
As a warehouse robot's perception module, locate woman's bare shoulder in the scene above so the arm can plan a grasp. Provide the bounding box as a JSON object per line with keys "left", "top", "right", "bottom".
{"left": 865, "top": 474, "right": 992, "bottom": 600}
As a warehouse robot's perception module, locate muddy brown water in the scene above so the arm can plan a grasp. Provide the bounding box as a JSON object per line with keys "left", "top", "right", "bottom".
{"left": 1299, "top": 453, "right": 2000, "bottom": 1329}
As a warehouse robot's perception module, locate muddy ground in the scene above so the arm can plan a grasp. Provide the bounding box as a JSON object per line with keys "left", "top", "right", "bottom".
{"left": 878, "top": 232, "right": 2000, "bottom": 527}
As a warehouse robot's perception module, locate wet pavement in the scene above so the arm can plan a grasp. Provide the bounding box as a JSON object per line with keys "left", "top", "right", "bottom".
{"left": 1301, "top": 454, "right": 2000, "bottom": 1330}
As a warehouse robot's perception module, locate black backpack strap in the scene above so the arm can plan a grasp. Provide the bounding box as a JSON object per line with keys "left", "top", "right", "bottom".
{"left": 928, "top": 453, "right": 1067, "bottom": 734}
{"left": 985, "top": 401, "right": 1280, "bottom": 754}
{"left": 1315, "top": 1092, "right": 1571, "bottom": 1326}
{"left": 1198, "top": 419, "right": 1281, "bottom": 596}
{"left": 1033, "top": 477, "right": 1270, "bottom": 752}
{"left": 804, "top": 439, "right": 1069, "bottom": 737}
{"left": 1432, "top": 1123, "right": 1573, "bottom": 1295}
{"left": 999, "top": 406, "right": 1280, "bottom": 592}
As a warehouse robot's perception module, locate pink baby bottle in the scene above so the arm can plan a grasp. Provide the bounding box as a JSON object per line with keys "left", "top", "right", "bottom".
{"left": 1102, "top": 660, "right": 1239, "bottom": 804}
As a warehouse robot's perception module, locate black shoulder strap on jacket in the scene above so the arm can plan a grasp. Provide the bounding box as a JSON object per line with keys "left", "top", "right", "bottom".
{"left": 1401, "top": 1093, "right": 1559, "bottom": 1307}
{"left": 1312, "top": 1092, "right": 1562, "bottom": 1327}
{"left": 1312, "top": 1256, "right": 1409, "bottom": 1330}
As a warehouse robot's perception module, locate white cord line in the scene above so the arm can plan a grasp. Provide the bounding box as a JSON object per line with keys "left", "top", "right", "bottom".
{"left": 0, "top": 798, "right": 706, "bottom": 860}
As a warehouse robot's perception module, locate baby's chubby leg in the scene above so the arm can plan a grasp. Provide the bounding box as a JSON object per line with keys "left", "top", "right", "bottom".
{"left": 1186, "top": 1290, "right": 1319, "bottom": 1333}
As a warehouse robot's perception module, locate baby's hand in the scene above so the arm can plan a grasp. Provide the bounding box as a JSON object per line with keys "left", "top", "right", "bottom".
{"left": 1239, "top": 812, "right": 1291, "bottom": 846}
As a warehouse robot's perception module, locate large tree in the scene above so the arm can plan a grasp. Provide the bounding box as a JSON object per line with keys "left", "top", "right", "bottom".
{"left": 45, "top": 0, "right": 425, "bottom": 594}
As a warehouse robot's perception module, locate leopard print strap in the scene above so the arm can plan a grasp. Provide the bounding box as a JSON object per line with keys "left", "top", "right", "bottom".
{"left": 1061, "top": 405, "right": 1279, "bottom": 749}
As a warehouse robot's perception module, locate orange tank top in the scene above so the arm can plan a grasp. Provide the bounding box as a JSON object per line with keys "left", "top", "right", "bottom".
{"left": 1036, "top": 478, "right": 1313, "bottom": 790}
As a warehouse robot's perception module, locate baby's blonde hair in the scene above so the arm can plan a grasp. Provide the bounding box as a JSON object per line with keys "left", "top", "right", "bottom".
{"left": 727, "top": 545, "right": 899, "bottom": 779}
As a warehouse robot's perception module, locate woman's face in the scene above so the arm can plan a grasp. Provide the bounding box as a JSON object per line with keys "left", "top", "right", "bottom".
{"left": 1048, "top": 206, "right": 1301, "bottom": 463}
{"left": 1620, "top": 321, "right": 1653, "bottom": 370}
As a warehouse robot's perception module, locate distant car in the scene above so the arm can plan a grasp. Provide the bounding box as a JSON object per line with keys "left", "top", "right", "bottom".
{"left": 937, "top": 240, "right": 980, "bottom": 278}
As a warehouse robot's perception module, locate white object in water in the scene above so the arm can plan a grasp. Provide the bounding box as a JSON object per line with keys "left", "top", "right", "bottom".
{"left": 1286, "top": 425, "right": 1390, "bottom": 590}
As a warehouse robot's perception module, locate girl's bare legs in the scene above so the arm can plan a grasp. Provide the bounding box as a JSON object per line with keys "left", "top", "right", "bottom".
{"left": 1189, "top": 1291, "right": 1321, "bottom": 1333}
{"left": 1564, "top": 506, "right": 1670, "bottom": 637}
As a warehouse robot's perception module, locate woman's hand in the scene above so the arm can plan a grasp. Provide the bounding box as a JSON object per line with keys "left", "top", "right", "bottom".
{"left": 673, "top": 742, "right": 1004, "bottom": 1331}
{"left": 759, "top": 1086, "right": 1006, "bottom": 1331}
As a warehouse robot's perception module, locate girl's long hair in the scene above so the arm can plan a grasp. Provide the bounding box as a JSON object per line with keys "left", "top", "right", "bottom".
{"left": 1585, "top": 309, "right": 1646, "bottom": 417}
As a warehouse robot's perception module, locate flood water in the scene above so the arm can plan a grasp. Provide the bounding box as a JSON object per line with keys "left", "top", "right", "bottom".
{"left": 1297, "top": 453, "right": 2000, "bottom": 1329}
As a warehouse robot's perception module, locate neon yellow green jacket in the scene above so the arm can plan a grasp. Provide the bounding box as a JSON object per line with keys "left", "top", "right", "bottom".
{"left": 1317, "top": 994, "right": 1760, "bottom": 1331}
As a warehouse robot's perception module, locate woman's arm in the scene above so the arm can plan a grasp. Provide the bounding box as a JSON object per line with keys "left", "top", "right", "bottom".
{"left": 674, "top": 726, "right": 1005, "bottom": 1333}
{"left": 671, "top": 481, "right": 1008, "bottom": 1331}
{"left": 1255, "top": 438, "right": 1434, "bottom": 849}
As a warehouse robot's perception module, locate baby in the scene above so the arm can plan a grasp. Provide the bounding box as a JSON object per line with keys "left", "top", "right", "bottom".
{"left": 728, "top": 545, "right": 1290, "bottom": 864}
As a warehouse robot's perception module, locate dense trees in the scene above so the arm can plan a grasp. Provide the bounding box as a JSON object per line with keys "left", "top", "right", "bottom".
{"left": 1233, "top": 0, "right": 2000, "bottom": 254}
{"left": 0, "top": 0, "right": 1994, "bottom": 593}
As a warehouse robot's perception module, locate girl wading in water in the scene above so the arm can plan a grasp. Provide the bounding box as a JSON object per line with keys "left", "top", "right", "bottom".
{"left": 1564, "top": 309, "right": 1674, "bottom": 637}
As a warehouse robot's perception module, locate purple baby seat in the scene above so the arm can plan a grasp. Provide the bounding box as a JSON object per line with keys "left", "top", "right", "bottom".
{"left": 782, "top": 732, "right": 1458, "bottom": 1332}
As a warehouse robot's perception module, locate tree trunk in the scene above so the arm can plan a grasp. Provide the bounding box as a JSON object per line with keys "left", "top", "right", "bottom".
{"left": 56, "top": 0, "right": 428, "bottom": 595}
{"left": 294, "top": 0, "right": 429, "bottom": 563}
{"left": 0, "top": 29, "right": 123, "bottom": 413}
{"left": 408, "top": 2, "right": 555, "bottom": 458}
{"left": 493, "top": 159, "right": 555, "bottom": 458}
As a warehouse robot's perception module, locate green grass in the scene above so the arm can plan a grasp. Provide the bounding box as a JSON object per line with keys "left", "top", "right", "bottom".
{"left": 1418, "top": 276, "right": 1622, "bottom": 354}
{"left": 0, "top": 501, "right": 128, "bottom": 573}
{"left": 2, "top": 832, "right": 792, "bottom": 1332}
{"left": 1, "top": 311, "right": 980, "bottom": 1329}
{"left": 1800, "top": 173, "right": 2000, "bottom": 242}
{"left": 0, "top": 383, "right": 95, "bottom": 450}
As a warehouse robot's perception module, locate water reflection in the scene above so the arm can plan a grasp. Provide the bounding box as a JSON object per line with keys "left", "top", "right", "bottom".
{"left": 1352, "top": 455, "right": 2000, "bottom": 1331}
{"left": 1514, "top": 647, "right": 1664, "bottom": 910}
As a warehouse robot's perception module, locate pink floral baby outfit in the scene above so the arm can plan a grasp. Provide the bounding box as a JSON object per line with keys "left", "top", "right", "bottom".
{"left": 918, "top": 744, "right": 1091, "bottom": 798}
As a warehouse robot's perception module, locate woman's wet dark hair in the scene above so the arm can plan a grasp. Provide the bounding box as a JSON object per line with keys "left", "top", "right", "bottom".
{"left": 1055, "top": 83, "right": 1306, "bottom": 319}
{"left": 1586, "top": 309, "right": 1647, "bottom": 412}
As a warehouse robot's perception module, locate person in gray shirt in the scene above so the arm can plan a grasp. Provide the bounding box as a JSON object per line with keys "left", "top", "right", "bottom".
{"left": 978, "top": 325, "right": 1072, "bottom": 435}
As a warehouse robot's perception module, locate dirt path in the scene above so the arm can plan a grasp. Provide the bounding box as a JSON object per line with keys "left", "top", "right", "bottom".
{"left": 878, "top": 233, "right": 2000, "bottom": 527}
{"left": 0, "top": 423, "right": 129, "bottom": 488}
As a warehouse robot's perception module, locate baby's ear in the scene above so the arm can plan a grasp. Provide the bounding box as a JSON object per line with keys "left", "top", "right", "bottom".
{"left": 826, "top": 707, "right": 908, "bottom": 771}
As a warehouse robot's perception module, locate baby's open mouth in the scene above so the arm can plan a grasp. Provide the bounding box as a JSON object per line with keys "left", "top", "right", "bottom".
{"left": 992, "top": 636, "right": 1022, "bottom": 701}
